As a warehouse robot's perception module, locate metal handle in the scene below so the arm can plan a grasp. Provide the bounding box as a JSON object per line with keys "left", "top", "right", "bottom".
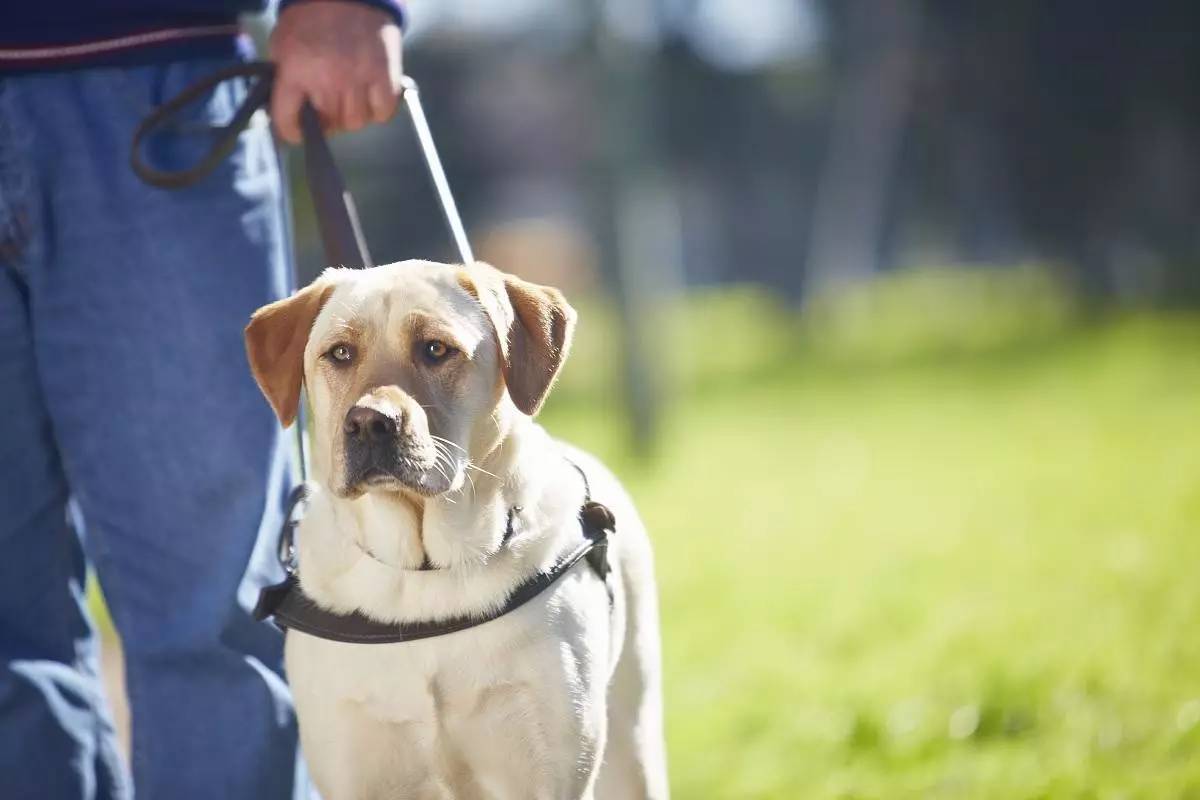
{"left": 399, "top": 76, "right": 475, "bottom": 265}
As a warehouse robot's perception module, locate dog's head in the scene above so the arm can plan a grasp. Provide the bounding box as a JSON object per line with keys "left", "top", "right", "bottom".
{"left": 245, "top": 260, "right": 575, "bottom": 499}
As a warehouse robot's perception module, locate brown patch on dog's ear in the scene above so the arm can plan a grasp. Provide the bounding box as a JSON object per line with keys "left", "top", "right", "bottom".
{"left": 458, "top": 263, "right": 577, "bottom": 416}
{"left": 504, "top": 276, "right": 576, "bottom": 415}
{"left": 244, "top": 278, "right": 337, "bottom": 427}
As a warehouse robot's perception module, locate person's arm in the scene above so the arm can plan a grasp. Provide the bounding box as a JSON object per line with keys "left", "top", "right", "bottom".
{"left": 269, "top": 0, "right": 405, "bottom": 144}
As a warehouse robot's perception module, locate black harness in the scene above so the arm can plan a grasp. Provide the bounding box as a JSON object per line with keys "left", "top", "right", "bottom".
{"left": 252, "top": 466, "right": 615, "bottom": 644}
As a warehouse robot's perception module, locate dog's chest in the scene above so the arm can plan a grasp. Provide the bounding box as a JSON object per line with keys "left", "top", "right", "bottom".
{"left": 284, "top": 538, "right": 619, "bottom": 797}
{"left": 287, "top": 590, "right": 594, "bottom": 726}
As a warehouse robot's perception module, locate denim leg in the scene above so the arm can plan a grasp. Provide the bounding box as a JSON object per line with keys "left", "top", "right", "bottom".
{"left": 0, "top": 83, "right": 129, "bottom": 800}
{"left": 0, "top": 269, "right": 130, "bottom": 800}
{"left": 10, "top": 60, "right": 302, "bottom": 799}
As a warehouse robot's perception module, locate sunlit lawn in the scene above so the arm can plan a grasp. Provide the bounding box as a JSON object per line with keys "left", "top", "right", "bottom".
{"left": 544, "top": 277, "right": 1200, "bottom": 799}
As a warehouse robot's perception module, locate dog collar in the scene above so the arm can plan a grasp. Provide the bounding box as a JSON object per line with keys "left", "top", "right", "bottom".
{"left": 252, "top": 467, "right": 614, "bottom": 644}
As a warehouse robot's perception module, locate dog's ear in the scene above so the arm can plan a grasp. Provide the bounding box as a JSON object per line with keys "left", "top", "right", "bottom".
{"left": 503, "top": 275, "right": 576, "bottom": 415}
{"left": 244, "top": 276, "right": 337, "bottom": 427}
{"left": 458, "top": 263, "right": 577, "bottom": 416}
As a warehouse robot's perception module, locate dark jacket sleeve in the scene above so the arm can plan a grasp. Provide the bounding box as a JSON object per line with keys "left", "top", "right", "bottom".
{"left": 276, "top": 0, "right": 406, "bottom": 28}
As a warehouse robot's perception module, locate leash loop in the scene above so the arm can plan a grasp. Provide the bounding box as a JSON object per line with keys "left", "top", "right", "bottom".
{"left": 130, "top": 60, "right": 373, "bottom": 269}
{"left": 130, "top": 61, "right": 276, "bottom": 191}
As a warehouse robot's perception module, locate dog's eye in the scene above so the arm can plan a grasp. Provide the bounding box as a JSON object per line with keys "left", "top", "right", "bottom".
{"left": 326, "top": 343, "right": 356, "bottom": 365}
{"left": 421, "top": 340, "right": 454, "bottom": 364}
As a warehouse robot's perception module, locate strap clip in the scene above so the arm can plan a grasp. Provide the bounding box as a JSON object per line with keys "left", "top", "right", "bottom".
{"left": 277, "top": 483, "right": 310, "bottom": 576}
{"left": 580, "top": 501, "right": 615, "bottom": 580}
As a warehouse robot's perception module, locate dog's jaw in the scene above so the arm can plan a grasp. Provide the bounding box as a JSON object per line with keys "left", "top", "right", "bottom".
{"left": 296, "top": 416, "right": 584, "bottom": 619}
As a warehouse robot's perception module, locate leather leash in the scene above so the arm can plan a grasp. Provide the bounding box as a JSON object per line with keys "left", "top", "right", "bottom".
{"left": 130, "top": 60, "right": 475, "bottom": 270}
{"left": 131, "top": 61, "right": 370, "bottom": 269}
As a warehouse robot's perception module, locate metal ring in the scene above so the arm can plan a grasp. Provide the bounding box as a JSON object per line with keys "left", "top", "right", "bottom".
{"left": 277, "top": 483, "right": 311, "bottom": 574}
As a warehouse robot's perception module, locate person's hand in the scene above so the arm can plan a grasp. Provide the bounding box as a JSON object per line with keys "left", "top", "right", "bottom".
{"left": 269, "top": 1, "right": 404, "bottom": 144}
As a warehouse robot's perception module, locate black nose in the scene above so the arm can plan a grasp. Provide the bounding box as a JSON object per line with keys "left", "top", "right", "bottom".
{"left": 344, "top": 406, "right": 398, "bottom": 442}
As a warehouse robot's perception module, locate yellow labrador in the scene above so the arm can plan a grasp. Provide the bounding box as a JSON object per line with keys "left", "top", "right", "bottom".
{"left": 245, "top": 260, "right": 667, "bottom": 799}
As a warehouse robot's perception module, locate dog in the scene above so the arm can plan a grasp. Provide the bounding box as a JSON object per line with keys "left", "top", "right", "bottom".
{"left": 244, "top": 260, "right": 667, "bottom": 799}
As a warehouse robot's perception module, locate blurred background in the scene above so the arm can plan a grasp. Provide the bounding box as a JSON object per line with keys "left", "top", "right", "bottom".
{"left": 106, "top": 0, "right": 1200, "bottom": 797}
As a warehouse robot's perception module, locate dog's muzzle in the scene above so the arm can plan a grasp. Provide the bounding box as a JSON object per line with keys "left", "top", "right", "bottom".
{"left": 343, "top": 405, "right": 430, "bottom": 489}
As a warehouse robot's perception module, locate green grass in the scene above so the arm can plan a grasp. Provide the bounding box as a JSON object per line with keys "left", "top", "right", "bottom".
{"left": 540, "top": 275, "right": 1200, "bottom": 799}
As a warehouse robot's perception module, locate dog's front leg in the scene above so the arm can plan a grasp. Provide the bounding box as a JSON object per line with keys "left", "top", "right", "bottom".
{"left": 298, "top": 691, "right": 456, "bottom": 800}
{"left": 463, "top": 594, "right": 611, "bottom": 800}
{"left": 466, "top": 704, "right": 605, "bottom": 800}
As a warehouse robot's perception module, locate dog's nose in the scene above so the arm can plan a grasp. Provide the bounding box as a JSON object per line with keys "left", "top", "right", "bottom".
{"left": 344, "top": 406, "right": 398, "bottom": 442}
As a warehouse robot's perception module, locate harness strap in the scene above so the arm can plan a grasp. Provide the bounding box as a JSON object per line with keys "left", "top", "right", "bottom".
{"left": 252, "top": 491, "right": 615, "bottom": 644}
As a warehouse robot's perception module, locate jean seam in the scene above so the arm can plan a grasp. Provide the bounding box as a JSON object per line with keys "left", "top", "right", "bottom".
{"left": 0, "top": 84, "right": 36, "bottom": 279}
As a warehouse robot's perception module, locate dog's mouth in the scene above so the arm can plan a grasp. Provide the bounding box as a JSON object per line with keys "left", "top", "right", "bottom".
{"left": 343, "top": 446, "right": 459, "bottom": 498}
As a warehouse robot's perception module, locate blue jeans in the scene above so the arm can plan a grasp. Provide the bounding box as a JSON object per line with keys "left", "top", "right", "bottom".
{"left": 0, "top": 58, "right": 302, "bottom": 799}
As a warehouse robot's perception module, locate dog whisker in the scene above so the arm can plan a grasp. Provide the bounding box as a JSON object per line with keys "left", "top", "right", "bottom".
{"left": 430, "top": 450, "right": 458, "bottom": 490}
{"left": 432, "top": 443, "right": 459, "bottom": 471}
{"left": 431, "top": 435, "right": 467, "bottom": 454}
{"left": 465, "top": 462, "right": 498, "bottom": 481}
